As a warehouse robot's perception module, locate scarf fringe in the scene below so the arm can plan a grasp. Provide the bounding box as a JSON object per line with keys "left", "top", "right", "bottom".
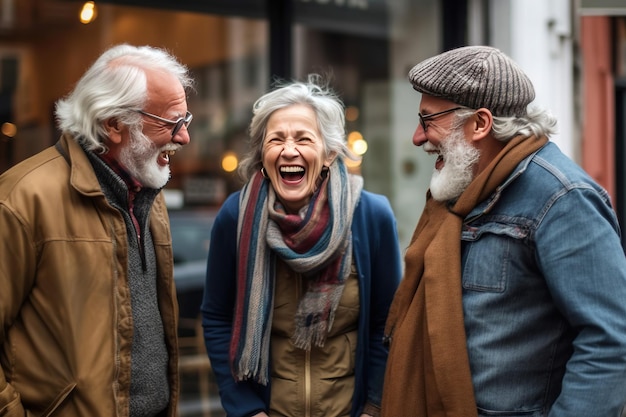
{"left": 291, "top": 281, "right": 345, "bottom": 349}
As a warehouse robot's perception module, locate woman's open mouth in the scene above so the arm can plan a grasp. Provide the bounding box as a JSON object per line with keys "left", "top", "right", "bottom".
{"left": 280, "top": 165, "right": 305, "bottom": 182}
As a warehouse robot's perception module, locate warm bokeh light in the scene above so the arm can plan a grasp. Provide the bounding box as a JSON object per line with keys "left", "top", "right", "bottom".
{"left": 79, "top": 1, "right": 97, "bottom": 24}
{"left": 347, "top": 130, "right": 367, "bottom": 156}
{"left": 351, "top": 138, "right": 368, "bottom": 155}
{"left": 221, "top": 152, "right": 238, "bottom": 173}
{"left": 347, "top": 130, "right": 363, "bottom": 144}
{"left": 1, "top": 122, "right": 17, "bottom": 138}
{"left": 345, "top": 106, "right": 359, "bottom": 122}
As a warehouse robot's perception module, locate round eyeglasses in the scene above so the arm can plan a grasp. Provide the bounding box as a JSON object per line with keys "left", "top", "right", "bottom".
{"left": 418, "top": 106, "right": 463, "bottom": 132}
{"left": 135, "top": 109, "right": 193, "bottom": 138}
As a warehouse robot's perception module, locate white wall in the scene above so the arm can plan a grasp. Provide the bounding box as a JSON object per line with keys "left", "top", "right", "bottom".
{"left": 489, "top": 0, "right": 577, "bottom": 160}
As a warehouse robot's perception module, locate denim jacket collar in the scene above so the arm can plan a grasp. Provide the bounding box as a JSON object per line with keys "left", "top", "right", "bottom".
{"left": 463, "top": 145, "right": 545, "bottom": 223}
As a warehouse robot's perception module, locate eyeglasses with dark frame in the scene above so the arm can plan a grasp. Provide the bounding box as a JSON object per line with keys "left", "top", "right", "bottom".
{"left": 134, "top": 110, "right": 193, "bottom": 138}
{"left": 418, "top": 106, "right": 464, "bottom": 132}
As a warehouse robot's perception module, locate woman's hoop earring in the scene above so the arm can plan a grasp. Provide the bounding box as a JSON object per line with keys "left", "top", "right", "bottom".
{"left": 260, "top": 167, "right": 269, "bottom": 178}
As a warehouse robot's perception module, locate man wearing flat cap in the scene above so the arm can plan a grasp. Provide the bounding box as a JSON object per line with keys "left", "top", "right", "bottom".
{"left": 381, "top": 45, "right": 626, "bottom": 417}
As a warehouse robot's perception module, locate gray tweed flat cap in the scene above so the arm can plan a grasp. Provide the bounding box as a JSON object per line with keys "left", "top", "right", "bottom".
{"left": 408, "top": 45, "right": 535, "bottom": 117}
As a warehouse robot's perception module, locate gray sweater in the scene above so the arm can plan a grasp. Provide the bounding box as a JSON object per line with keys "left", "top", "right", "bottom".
{"left": 87, "top": 151, "right": 169, "bottom": 417}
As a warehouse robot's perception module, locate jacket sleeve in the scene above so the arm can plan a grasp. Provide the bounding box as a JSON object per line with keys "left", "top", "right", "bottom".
{"left": 535, "top": 186, "right": 626, "bottom": 416}
{"left": 0, "top": 203, "right": 34, "bottom": 415}
{"left": 359, "top": 192, "right": 403, "bottom": 408}
{"left": 201, "top": 193, "right": 267, "bottom": 417}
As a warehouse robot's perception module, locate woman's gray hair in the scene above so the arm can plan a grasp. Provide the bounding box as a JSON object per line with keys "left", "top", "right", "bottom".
{"left": 238, "top": 74, "right": 355, "bottom": 182}
{"left": 454, "top": 105, "right": 558, "bottom": 142}
{"left": 55, "top": 44, "right": 193, "bottom": 153}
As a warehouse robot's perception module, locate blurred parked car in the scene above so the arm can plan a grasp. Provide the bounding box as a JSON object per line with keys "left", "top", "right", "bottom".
{"left": 169, "top": 208, "right": 225, "bottom": 417}
{"left": 170, "top": 208, "right": 216, "bottom": 324}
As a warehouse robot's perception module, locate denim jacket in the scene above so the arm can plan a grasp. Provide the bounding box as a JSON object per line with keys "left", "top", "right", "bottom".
{"left": 460, "top": 142, "right": 626, "bottom": 417}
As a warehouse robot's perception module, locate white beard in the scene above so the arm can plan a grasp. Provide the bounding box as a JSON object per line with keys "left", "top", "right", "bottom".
{"left": 428, "top": 127, "right": 480, "bottom": 202}
{"left": 119, "top": 128, "right": 171, "bottom": 189}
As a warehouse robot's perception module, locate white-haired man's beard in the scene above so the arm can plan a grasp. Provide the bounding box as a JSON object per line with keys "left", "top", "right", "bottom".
{"left": 119, "top": 128, "right": 173, "bottom": 189}
{"left": 426, "top": 127, "right": 480, "bottom": 202}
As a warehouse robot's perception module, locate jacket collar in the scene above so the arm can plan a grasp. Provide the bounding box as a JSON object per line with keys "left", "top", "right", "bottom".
{"left": 57, "top": 133, "right": 105, "bottom": 197}
{"left": 463, "top": 139, "right": 550, "bottom": 222}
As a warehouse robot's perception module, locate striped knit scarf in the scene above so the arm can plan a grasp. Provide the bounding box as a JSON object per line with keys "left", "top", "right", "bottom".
{"left": 230, "top": 159, "right": 363, "bottom": 385}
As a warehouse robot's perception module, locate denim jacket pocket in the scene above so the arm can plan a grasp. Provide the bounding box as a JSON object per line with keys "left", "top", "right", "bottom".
{"left": 461, "top": 220, "right": 531, "bottom": 293}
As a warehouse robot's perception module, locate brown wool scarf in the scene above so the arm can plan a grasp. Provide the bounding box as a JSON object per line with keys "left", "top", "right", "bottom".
{"left": 381, "top": 135, "right": 548, "bottom": 417}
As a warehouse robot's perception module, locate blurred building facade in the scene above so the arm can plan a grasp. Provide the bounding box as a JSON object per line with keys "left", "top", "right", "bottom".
{"left": 1, "top": 0, "right": 625, "bottom": 250}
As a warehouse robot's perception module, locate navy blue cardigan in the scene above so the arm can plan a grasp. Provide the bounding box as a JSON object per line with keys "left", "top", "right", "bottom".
{"left": 201, "top": 190, "right": 402, "bottom": 417}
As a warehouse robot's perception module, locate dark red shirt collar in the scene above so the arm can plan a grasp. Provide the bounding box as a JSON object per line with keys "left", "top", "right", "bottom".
{"left": 98, "top": 153, "right": 142, "bottom": 193}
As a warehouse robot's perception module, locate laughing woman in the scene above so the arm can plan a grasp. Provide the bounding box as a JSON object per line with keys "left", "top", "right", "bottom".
{"left": 201, "top": 75, "right": 402, "bottom": 417}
